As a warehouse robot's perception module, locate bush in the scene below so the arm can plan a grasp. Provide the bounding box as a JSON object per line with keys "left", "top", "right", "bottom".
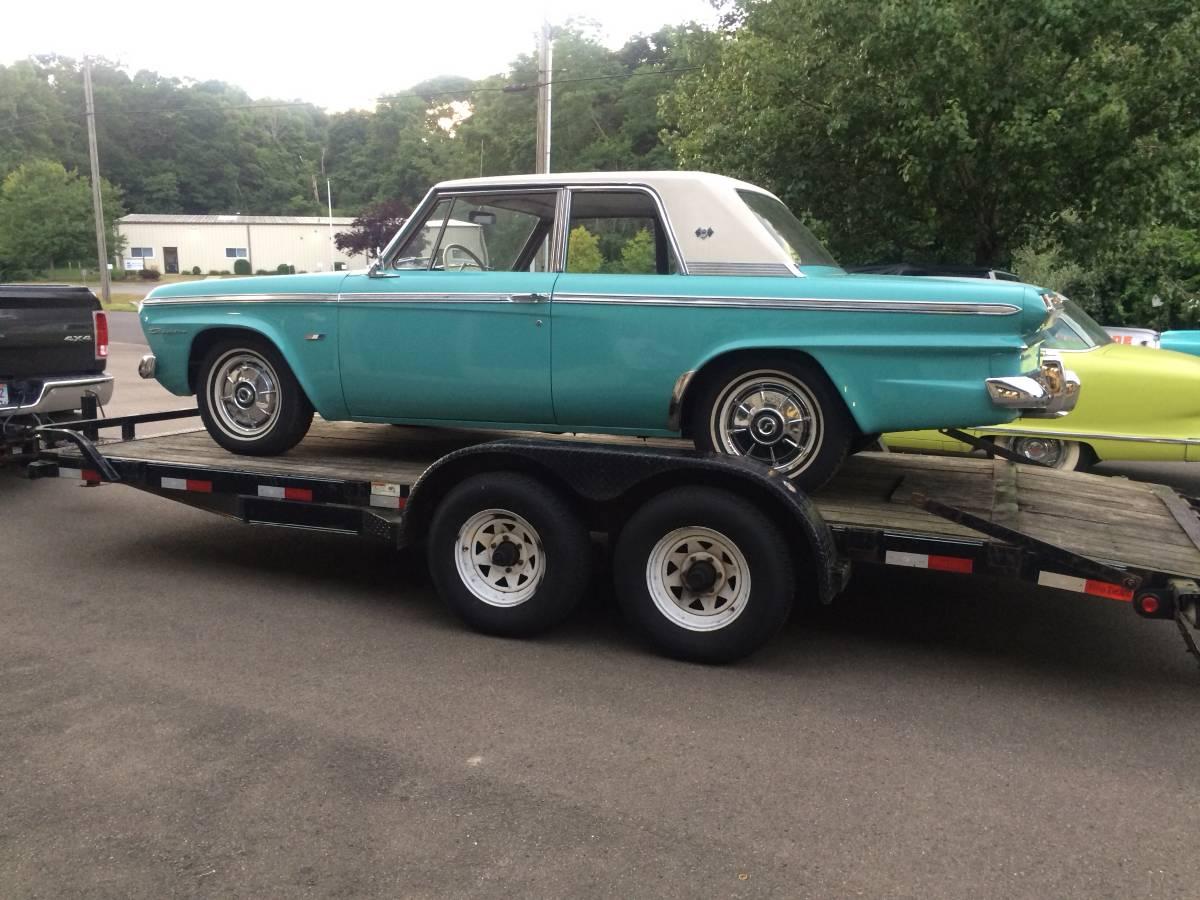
{"left": 255, "top": 269, "right": 270, "bottom": 275}
{"left": 192, "top": 266, "right": 202, "bottom": 275}
{"left": 276, "top": 263, "right": 293, "bottom": 275}
{"left": 233, "top": 258, "right": 252, "bottom": 275}
{"left": 219, "top": 270, "right": 232, "bottom": 276}
{"left": 138, "top": 267, "right": 161, "bottom": 281}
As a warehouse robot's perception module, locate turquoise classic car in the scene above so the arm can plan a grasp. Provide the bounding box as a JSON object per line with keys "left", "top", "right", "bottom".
{"left": 138, "top": 171, "right": 1077, "bottom": 488}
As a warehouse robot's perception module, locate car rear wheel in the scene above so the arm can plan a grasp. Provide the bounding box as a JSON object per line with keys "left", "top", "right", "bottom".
{"left": 198, "top": 337, "right": 313, "bottom": 455}
{"left": 693, "top": 358, "right": 854, "bottom": 490}
{"left": 996, "top": 436, "right": 1093, "bottom": 471}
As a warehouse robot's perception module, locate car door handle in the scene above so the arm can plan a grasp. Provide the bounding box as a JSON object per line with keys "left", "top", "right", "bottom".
{"left": 506, "top": 293, "right": 548, "bottom": 303}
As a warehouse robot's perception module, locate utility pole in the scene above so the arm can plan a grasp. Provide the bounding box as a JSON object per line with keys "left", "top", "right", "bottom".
{"left": 83, "top": 58, "right": 111, "bottom": 306}
{"left": 535, "top": 21, "right": 552, "bottom": 174}
{"left": 327, "top": 178, "right": 335, "bottom": 271}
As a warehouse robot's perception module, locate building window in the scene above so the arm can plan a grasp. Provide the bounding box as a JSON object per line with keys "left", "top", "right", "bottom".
{"left": 129, "top": 247, "right": 154, "bottom": 258}
{"left": 225, "top": 247, "right": 248, "bottom": 258}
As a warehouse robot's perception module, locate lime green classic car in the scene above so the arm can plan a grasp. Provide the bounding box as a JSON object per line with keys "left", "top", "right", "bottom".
{"left": 884, "top": 297, "right": 1200, "bottom": 469}
{"left": 139, "top": 172, "right": 1079, "bottom": 489}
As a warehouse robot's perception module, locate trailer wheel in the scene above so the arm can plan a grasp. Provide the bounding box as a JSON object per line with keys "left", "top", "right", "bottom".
{"left": 614, "top": 486, "right": 794, "bottom": 663}
{"left": 197, "top": 337, "right": 313, "bottom": 455}
{"left": 995, "top": 436, "right": 1093, "bottom": 471}
{"left": 428, "top": 473, "right": 590, "bottom": 637}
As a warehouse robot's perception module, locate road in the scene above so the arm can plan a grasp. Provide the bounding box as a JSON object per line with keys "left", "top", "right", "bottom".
{"left": 3, "top": 345, "right": 1200, "bottom": 898}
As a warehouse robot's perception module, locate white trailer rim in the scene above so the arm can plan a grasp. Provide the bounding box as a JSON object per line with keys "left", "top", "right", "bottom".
{"left": 646, "top": 526, "right": 751, "bottom": 631}
{"left": 455, "top": 508, "right": 545, "bottom": 607}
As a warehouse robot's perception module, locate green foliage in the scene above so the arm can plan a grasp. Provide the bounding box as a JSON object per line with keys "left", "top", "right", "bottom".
{"left": 665, "top": 0, "right": 1200, "bottom": 273}
{"left": 138, "top": 267, "right": 160, "bottom": 281}
{"left": 1010, "top": 241, "right": 1085, "bottom": 295}
{"left": 566, "top": 225, "right": 603, "bottom": 273}
{"left": 0, "top": 159, "right": 122, "bottom": 276}
{"left": 192, "top": 265, "right": 202, "bottom": 275}
{"left": 614, "top": 228, "right": 656, "bottom": 274}
{"left": 233, "top": 258, "right": 251, "bottom": 275}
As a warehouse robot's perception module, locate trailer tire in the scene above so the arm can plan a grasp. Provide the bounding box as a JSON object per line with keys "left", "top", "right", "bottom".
{"left": 428, "top": 473, "right": 590, "bottom": 637}
{"left": 614, "top": 486, "right": 794, "bottom": 663}
{"left": 197, "top": 337, "right": 313, "bottom": 455}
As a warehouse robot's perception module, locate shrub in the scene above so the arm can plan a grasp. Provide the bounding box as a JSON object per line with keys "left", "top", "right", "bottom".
{"left": 192, "top": 266, "right": 202, "bottom": 276}
{"left": 233, "top": 258, "right": 252, "bottom": 275}
{"left": 276, "top": 263, "right": 291, "bottom": 275}
{"left": 138, "top": 267, "right": 161, "bottom": 281}
{"left": 220, "top": 270, "right": 232, "bottom": 275}
{"left": 255, "top": 269, "right": 270, "bottom": 275}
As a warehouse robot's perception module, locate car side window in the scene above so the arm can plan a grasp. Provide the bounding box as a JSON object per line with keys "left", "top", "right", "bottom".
{"left": 566, "top": 190, "right": 680, "bottom": 275}
{"left": 391, "top": 192, "right": 556, "bottom": 272}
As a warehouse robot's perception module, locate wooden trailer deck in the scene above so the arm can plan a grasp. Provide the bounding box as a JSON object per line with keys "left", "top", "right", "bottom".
{"left": 59, "top": 419, "right": 1200, "bottom": 580}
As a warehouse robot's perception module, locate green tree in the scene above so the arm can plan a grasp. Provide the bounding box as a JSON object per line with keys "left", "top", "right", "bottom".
{"left": 566, "top": 225, "right": 603, "bottom": 272}
{"left": 614, "top": 228, "right": 656, "bottom": 273}
{"left": 0, "top": 159, "right": 122, "bottom": 275}
{"left": 666, "top": 0, "right": 1200, "bottom": 267}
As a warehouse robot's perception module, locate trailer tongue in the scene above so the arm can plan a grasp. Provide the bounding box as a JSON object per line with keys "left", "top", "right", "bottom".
{"left": 27, "top": 412, "right": 1200, "bottom": 669}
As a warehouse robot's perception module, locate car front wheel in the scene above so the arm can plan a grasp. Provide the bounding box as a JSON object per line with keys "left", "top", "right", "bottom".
{"left": 198, "top": 337, "right": 314, "bottom": 455}
{"left": 996, "top": 436, "right": 1093, "bottom": 471}
{"left": 693, "top": 358, "right": 853, "bottom": 490}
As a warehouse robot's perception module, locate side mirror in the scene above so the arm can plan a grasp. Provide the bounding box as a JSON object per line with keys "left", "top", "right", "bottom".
{"left": 367, "top": 261, "right": 381, "bottom": 277}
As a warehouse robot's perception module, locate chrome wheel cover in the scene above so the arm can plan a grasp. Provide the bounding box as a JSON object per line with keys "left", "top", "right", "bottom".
{"left": 454, "top": 509, "right": 544, "bottom": 607}
{"left": 1011, "top": 436, "right": 1066, "bottom": 468}
{"left": 711, "top": 369, "right": 822, "bottom": 474}
{"left": 645, "top": 526, "right": 751, "bottom": 632}
{"left": 208, "top": 349, "right": 281, "bottom": 440}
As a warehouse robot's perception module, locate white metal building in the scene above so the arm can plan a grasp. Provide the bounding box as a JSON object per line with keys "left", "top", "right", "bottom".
{"left": 116, "top": 214, "right": 364, "bottom": 275}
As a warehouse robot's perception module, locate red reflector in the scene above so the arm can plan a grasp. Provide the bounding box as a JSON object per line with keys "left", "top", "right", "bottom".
{"left": 93, "top": 310, "right": 109, "bottom": 360}
{"left": 1139, "top": 594, "right": 1161, "bottom": 615}
{"left": 284, "top": 487, "right": 313, "bottom": 502}
{"left": 81, "top": 469, "right": 100, "bottom": 483}
{"left": 185, "top": 479, "right": 213, "bottom": 493}
{"left": 1084, "top": 579, "right": 1133, "bottom": 602}
{"left": 928, "top": 555, "right": 973, "bottom": 574}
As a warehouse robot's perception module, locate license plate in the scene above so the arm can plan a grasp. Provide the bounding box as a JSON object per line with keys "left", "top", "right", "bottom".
{"left": 0, "top": 383, "right": 8, "bottom": 407}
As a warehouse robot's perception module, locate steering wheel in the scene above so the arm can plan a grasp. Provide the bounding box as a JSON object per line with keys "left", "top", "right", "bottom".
{"left": 441, "top": 243, "right": 486, "bottom": 271}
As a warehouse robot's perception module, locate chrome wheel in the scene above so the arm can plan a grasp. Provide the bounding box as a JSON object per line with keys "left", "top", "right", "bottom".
{"left": 208, "top": 349, "right": 281, "bottom": 439}
{"left": 645, "top": 526, "right": 751, "bottom": 632}
{"left": 711, "top": 369, "right": 822, "bottom": 474}
{"left": 1005, "top": 436, "right": 1081, "bottom": 470}
{"left": 454, "top": 509, "right": 545, "bottom": 607}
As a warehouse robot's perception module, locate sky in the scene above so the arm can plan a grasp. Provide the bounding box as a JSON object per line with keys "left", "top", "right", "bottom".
{"left": 1, "top": 0, "right": 720, "bottom": 111}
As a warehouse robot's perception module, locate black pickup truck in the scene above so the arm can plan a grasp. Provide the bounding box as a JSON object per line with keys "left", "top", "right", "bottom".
{"left": 1, "top": 284, "right": 112, "bottom": 446}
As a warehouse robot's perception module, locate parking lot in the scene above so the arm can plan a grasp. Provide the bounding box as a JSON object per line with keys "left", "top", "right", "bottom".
{"left": 4, "top": 323, "right": 1200, "bottom": 898}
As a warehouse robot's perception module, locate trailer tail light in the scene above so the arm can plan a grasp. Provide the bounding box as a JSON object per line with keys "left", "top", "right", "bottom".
{"left": 93, "top": 310, "right": 109, "bottom": 360}
{"left": 1133, "top": 590, "right": 1173, "bottom": 619}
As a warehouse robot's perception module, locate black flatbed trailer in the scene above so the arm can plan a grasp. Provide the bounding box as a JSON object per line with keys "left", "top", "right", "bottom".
{"left": 27, "top": 411, "right": 1200, "bottom": 667}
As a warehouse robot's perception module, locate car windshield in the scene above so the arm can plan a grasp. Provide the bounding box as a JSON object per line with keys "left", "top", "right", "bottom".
{"left": 1043, "top": 298, "right": 1114, "bottom": 350}
{"left": 737, "top": 190, "right": 838, "bottom": 267}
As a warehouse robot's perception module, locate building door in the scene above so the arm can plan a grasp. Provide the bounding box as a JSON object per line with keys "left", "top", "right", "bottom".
{"left": 163, "top": 247, "right": 179, "bottom": 274}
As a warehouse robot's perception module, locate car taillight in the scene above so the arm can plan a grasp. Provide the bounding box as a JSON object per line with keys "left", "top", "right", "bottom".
{"left": 93, "top": 310, "right": 109, "bottom": 360}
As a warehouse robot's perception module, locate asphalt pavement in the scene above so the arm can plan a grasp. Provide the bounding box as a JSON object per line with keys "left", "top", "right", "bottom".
{"left": 3, "top": 349, "right": 1200, "bottom": 897}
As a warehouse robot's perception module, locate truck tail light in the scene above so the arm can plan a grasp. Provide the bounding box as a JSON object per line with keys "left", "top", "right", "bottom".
{"left": 93, "top": 310, "right": 109, "bottom": 360}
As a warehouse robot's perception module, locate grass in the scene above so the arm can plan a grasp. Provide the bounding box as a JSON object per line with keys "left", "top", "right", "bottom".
{"left": 28, "top": 266, "right": 205, "bottom": 286}
{"left": 102, "top": 294, "right": 141, "bottom": 312}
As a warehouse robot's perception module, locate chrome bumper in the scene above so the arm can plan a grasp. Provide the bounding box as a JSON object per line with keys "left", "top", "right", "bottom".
{"left": 0, "top": 373, "right": 114, "bottom": 417}
{"left": 986, "top": 350, "right": 1080, "bottom": 418}
{"left": 138, "top": 354, "right": 157, "bottom": 379}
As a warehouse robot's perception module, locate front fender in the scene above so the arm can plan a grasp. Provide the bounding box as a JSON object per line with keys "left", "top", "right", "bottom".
{"left": 140, "top": 303, "right": 348, "bottom": 420}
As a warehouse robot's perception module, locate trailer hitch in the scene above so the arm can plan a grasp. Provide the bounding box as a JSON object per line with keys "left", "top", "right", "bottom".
{"left": 31, "top": 426, "right": 120, "bottom": 483}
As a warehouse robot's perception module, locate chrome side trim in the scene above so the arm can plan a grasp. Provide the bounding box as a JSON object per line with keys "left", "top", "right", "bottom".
{"left": 141, "top": 293, "right": 339, "bottom": 306}
{"left": 667, "top": 370, "right": 697, "bottom": 431}
{"left": 552, "top": 293, "right": 1022, "bottom": 315}
{"left": 976, "top": 427, "right": 1200, "bottom": 447}
{"left": 337, "top": 292, "right": 513, "bottom": 303}
{"left": 688, "top": 262, "right": 794, "bottom": 277}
